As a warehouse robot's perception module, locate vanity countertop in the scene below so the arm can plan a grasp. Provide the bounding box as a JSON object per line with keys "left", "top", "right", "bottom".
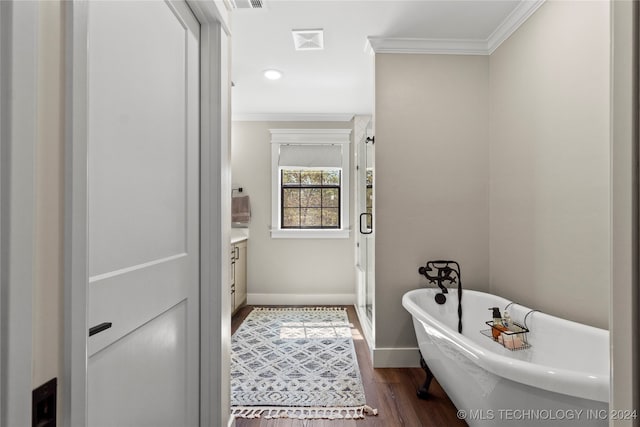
{"left": 230, "top": 228, "right": 249, "bottom": 244}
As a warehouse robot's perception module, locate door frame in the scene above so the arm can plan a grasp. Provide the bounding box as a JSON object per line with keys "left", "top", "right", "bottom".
{"left": 0, "top": 2, "right": 38, "bottom": 426}
{"left": 610, "top": 0, "right": 640, "bottom": 417}
{"left": 63, "top": 1, "right": 232, "bottom": 426}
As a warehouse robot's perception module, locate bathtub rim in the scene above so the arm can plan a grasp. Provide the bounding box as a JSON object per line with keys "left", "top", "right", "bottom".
{"left": 402, "top": 288, "right": 609, "bottom": 403}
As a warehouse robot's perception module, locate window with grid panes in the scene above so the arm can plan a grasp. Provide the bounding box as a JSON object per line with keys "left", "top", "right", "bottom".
{"left": 270, "top": 129, "right": 351, "bottom": 239}
{"left": 281, "top": 169, "right": 341, "bottom": 229}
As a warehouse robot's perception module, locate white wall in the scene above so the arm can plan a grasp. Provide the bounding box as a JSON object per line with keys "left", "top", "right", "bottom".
{"left": 489, "top": 0, "right": 610, "bottom": 329}
{"left": 374, "top": 54, "right": 491, "bottom": 353}
{"left": 231, "top": 120, "right": 356, "bottom": 304}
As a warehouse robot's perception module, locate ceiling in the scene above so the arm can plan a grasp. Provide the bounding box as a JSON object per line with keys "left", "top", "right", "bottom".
{"left": 231, "top": 0, "right": 530, "bottom": 119}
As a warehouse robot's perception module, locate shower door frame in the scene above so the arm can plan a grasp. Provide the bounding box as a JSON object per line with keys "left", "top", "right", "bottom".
{"left": 355, "top": 121, "right": 375, "bottom": 353}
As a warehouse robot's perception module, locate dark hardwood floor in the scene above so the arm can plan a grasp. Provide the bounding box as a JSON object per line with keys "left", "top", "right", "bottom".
{"left": 231, "top": 305, "right": 468, "bottom": 427}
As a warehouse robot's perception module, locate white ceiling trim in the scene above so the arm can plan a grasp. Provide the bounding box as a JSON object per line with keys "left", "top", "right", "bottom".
{"left": 367, "top": 0, "right": 545, "bottom": 56}
{"left": 233, "top": 113, "right": 354, "bottom": 122}
{"left": 487, "top": 0, "right": 546, "bottom": 53}
{"left": 269, "top": 128, "right": 352, "bottom": 145}
{"left": 367, "top": 37, "right": 489, "bottom": 55}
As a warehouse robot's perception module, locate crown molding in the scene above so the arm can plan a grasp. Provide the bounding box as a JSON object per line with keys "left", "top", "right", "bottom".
{"left": 269, "top": 128, "right": 352, "bottom": 145}
{"left": 366, "top": 0, "right": 545, "bottom": 56}
{"left": 367, "top": 37, "right": 489, "bottom": 55}
{"left": 487, "top": 0, "right": 546, "bottom": 54}
{"left": 232, "top": 113, "right": 354, "bottom": 122}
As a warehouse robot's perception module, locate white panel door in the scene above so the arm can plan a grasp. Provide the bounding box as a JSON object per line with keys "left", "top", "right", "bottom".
{"left": 86, "top": 2, "right": 200, "bottom": 426}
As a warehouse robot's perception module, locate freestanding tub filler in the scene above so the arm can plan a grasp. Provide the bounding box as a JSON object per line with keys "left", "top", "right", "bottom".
{"left": 402, "top": 288, "right": 609, "bottom": 427}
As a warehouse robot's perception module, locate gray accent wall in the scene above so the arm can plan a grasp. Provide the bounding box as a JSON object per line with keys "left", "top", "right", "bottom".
{"left": 373, "top": 0, "right": 612, "bottom": 357}
{"left": 489, "top": 0, "right": 610, "bottom": 329}
{"left": 374, "top": 54, "right": 491, "bottom": 351}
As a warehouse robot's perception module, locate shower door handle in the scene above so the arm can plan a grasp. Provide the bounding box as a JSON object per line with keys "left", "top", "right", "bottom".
{"left": 359, "top": 213, "right": 373, "bottom": 235}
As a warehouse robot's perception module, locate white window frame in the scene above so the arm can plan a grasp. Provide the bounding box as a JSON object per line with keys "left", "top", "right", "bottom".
{"left": 270, "top": 129, "right": 351, "bottom": 239}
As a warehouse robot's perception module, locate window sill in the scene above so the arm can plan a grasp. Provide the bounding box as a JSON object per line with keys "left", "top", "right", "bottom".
{"left": 270, "top": 229, "right": 350, "bottom": 239}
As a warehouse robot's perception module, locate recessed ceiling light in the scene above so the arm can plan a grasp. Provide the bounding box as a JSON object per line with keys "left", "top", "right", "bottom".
{"left": 263, "top": 69, "right": 283, "bottom": 80}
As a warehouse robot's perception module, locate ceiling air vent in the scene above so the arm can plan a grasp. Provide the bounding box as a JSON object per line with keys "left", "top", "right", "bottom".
{"left": 232, "top": 0, "right": 264, "bottom": 9}
{"left": 292, "top": 29, "right": 324, "bottom": 51}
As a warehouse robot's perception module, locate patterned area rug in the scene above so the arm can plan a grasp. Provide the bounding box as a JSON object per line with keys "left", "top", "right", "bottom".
{"left": 230, "top": 307, "right": 377, "bottom": 420}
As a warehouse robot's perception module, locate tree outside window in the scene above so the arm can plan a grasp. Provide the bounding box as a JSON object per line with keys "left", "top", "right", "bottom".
{"left": 281, "top": 169, "right": 341, "bottom": 229}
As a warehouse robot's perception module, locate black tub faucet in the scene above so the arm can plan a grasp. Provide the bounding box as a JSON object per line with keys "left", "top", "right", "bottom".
{"left": 418, "top": 260, "right": 463, "bottom": 333}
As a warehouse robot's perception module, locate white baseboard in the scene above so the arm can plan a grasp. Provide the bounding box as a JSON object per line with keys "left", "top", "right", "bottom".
{"left": 372, "top": 347, "right": 421, "bottom": 368}
{"left": 246, "top": 293, "right": 356, "bottom": 305}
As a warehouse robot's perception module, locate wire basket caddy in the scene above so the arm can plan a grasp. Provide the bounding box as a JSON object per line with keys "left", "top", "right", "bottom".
{"left": 480, "top": 320, "right": 531, "bottom": 351}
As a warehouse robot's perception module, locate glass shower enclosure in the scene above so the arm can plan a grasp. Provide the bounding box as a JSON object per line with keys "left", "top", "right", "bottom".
{"left": 356, "top": 121, "right": 375, "bottom": 347}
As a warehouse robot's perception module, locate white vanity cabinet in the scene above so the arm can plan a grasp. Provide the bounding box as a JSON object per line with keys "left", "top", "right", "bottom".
{"left": 231, "top": 239, "right": 247, "bottom": 313}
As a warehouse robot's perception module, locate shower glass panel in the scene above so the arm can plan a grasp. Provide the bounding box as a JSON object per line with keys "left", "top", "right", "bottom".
{"left": 356, "top": 127, "right": 374, "bottom": 342}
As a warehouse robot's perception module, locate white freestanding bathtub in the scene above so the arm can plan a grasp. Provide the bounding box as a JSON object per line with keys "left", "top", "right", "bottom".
{"left": 402, "top": 288, "right": 609, "bottom": 427}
